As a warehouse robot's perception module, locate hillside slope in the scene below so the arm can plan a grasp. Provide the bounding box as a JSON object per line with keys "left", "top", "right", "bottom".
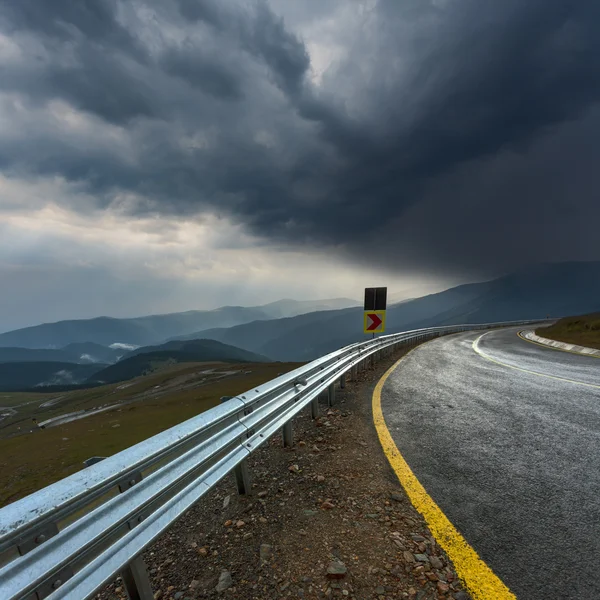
{"left": 536, "top": 312, "right": 600, "bottom": 350}
{"left": 90, "top": 339, "right": 270, "bottom": 384}
{"left": 0, "top": 362, "right": 106, "bottom": 391}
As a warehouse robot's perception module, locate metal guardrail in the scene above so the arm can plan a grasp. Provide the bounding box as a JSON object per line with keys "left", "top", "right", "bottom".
{"left": 0, "top": 320, "right": 541, "bottom": 600}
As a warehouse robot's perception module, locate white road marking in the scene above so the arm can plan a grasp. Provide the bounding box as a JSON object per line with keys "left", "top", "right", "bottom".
{"left": 472, "top": 332, "right": 600, "bottom": 390}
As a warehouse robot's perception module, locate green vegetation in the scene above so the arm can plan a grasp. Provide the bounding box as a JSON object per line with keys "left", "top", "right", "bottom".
{"left": 536, "top": 313, "right": 600, "bottom": 350}
{"left": 0, "top": 361, "right": 301, "bottom": 507}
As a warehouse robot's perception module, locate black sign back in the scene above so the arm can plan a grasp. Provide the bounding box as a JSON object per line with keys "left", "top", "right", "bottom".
{"left": 364, "top": 287, "right": 387, "bottom": 311}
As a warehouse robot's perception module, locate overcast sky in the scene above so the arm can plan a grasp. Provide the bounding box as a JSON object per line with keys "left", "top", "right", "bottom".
{"left": 1, "top": 0, "right": 599, "bottom": 332}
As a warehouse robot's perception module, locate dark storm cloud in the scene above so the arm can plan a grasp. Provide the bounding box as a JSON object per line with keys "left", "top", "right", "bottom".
{"left": 3, "top": 0, "right": 125, "bottom": 41}
{"left": 161, "top": 45, "right": 243, "bottom": 100}
{"left": 1, "top": 0, "right": 600, "bottom": 277}
{"left": 176, "top": 0, "right": 310, "bottom": 96}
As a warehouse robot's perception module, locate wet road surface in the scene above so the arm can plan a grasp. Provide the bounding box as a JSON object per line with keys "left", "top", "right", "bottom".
{"left": 381, "top": 327, "right": 600, "bottom": 599}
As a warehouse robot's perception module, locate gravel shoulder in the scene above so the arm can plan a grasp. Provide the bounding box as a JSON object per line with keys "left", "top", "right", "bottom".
{"left": 97, "top": 346, "right": 470, "bottom": 600}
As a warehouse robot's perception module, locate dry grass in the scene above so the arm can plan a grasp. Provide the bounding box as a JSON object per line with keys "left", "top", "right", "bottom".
{"left": 536, "top": 312, "right": 600, "bottom": 350}
{"left": 0, "top": 361, "right": 302, "bottom": 507}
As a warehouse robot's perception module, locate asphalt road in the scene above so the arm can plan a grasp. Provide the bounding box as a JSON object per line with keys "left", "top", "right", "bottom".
{"left": 381, "top": 327, "right": 600, "bottom": 600}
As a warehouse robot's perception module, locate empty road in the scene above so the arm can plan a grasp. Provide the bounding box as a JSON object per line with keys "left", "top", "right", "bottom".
{"left": 381, "top": 327, "right": 600, "bottom": 599}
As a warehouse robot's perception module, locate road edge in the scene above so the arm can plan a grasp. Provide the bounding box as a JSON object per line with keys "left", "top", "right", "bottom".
{"left": 518, "top": 330, "right": 600, "bottom": 358}
{"left": 371, "top": 341, "right": 517, "bottom": 600}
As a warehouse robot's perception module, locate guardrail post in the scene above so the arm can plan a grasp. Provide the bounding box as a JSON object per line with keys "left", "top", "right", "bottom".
{"left": 234, "top": 459, "right": 251, "bottom": 495}
{"left": 283, "top": 421, "right": 293, "bottom": 447}
{"left": 115, "top": 471, "right": 154, "bottom": 600}
{"left": 328, "top": 383, "right": 335, "bottom": 406}
{"left": 352, "top": 365, "right": 358, "bottom": 380}
{"left": 340, "top": 373, "right": 346, "bottom": 389}
{"left": 122, "top": 556, "right": 154, "bottom": 600}
{"left": 311, "top": 395, "right": 320, "bottom": 419}
{"left": 84, "top": 457, "right": 155, "bottom": 600}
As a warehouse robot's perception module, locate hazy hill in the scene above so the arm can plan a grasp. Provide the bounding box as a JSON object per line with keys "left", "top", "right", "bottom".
{"left": 190, "top": 282, "right": 488, "bottom": 360}
{"left": 170, "top": 307, "right": 359, "bottom": 347}
{"left": 0, "top": 348, "right": 74, "bottom": 363}
{"left": 61, "top": 342, "right": 123, "bottom": 364}
{"left": 429, "top": 262, "right": 600, "bottom": 326}
{"left": 0, "top": 362, "right": 106, "bottom": 391}
{"left": 0, "top": 298, "right": 358, "bottom": 349}
{"left": 2, "top": 262, "right": 597, "bottom": 362}
{"left": 189, "top": 262, "right": 600, "bottom": 360}
{"left": 257, "top": 298, "right": 359, "bottom": 318}
{"left": 89, "top": 339, "right": 270, "bottom": 384}
{"left": 123, "top": 338, "right": 270, "bottom": 361}
{"left": 0, "top": 343, "right": 122, "bottom": 365}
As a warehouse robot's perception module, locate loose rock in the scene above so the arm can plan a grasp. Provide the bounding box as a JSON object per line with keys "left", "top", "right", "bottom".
{"left": 437, "top": 581, "right": 450, "bottom": 593}
{"left": 215, "top": 571, "right": 233, "bottom": 593}
{"left": 326, "top": 560, "right": 347, "bottom": 579}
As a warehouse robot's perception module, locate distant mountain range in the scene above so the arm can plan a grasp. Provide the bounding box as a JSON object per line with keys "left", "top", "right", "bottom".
{"left": 0, "top": 298, "right": 359, "bottom": 349}
{"left": 0, "top": 262, "right": 599, "bottom": 386}
{"left": 176, "top": 261, "right": 600, "bottom": 361}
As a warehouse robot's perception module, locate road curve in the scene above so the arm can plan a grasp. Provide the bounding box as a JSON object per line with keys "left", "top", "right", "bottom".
{"left": 380, "top": 327, "right": 600, "bottom": 600}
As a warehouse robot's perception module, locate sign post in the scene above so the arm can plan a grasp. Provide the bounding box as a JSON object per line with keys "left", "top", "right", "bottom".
{"left": 364, "top": 287, "right": 387, "bottom": 337}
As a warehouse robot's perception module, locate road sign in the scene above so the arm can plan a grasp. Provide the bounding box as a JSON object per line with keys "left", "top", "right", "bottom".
{"left": 364, "top": 310, "right": 386, "bottom": 333}
{"left": 364, "top": 287, "right": 387, "bottom": 335}
{"left": 364, "top": 287, "right": 387, "bottom": 311}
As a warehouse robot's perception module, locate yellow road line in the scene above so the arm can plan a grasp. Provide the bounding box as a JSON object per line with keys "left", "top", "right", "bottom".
{"left": 372, "top": 344, "right": 517, "bottom": 600}
{"left": 473, "top": 333, "right": 600, "bottom": 390}
{"left": 517, "top": 330, "right": 600, "bottom": 359}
